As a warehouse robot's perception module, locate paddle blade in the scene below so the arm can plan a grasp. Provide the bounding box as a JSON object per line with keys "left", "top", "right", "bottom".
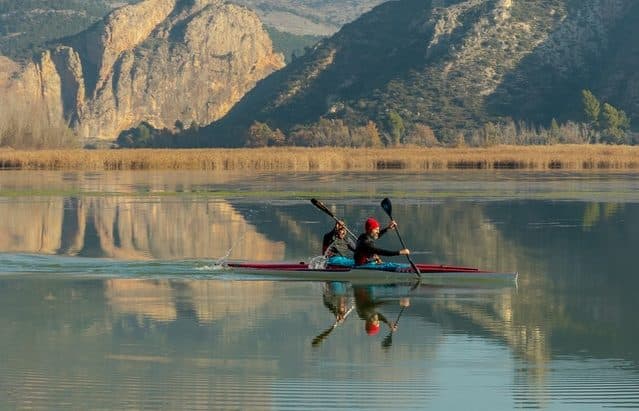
{"left": 311, "top": 198, "right": 335, "bottom": 218}
{"left": 381, "top": 197, "right": 393, "bottom": 218}
{"left": 311, "top": 325, "right": 336, "bottom": 346}
{"left": 381, "top": 332, "right": 393, "bottom": 349}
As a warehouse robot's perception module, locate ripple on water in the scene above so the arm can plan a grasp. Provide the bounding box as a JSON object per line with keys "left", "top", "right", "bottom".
{"left": 512, "top": 359, "right": 639, "bottom": 409}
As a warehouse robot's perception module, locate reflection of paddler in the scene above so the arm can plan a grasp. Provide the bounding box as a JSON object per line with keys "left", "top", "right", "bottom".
{"left": 312, "top": 282, "right": 354, "bottom": 346}
{"left": 354, "top": 285, "right": 409, "bottom": 336}
{"left": 322, "top": 282, "right": 352, "bottom": 323}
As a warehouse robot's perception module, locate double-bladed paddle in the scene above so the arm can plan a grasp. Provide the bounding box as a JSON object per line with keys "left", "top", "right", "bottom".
{"left": 380, "top": 197, "right": 421, "bottom": 278}
{"left": 311, "top": 198, "right": 357, "bottom": 241}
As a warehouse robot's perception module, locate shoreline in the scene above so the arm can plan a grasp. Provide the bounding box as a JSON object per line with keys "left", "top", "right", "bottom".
{"left": 0, "top": 145, "right": 638, "bottom": 171}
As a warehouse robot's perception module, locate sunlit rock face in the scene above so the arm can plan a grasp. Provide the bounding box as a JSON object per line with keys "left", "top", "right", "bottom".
{"left": 1, "top": 0, "right": 284, "bottom": 141}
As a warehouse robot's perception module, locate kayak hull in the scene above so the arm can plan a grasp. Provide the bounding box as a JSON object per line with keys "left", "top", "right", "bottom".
{"left": 225, "top": 261, "right": 518, "bottom": 285}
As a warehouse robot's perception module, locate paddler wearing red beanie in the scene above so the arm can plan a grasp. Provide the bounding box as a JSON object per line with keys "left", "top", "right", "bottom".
{"left": 353, "top": 217, "right": 410, "bottom": 266}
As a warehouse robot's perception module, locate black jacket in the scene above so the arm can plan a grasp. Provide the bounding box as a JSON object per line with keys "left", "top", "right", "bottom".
{"left": 353, "top": 228, "right": 399, "bottom": 265}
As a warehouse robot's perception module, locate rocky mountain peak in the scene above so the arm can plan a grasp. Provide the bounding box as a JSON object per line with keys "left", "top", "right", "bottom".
{"left": 2, "top": 0, "right": 284, "bottom": 141}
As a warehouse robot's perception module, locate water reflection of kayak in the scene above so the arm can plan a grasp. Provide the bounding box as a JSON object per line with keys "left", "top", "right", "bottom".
{"left": 225, "top": 261, "right": 518, "bottom": 286}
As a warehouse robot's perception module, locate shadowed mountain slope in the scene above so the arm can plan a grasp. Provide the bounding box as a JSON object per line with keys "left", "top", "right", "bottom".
{"left": 194, "top": 0, "right": 638, "bottom": 147}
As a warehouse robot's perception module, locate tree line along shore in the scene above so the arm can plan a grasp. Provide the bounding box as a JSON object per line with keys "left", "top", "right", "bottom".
{"left": 0, "top": 145, "right": 637, "bottom": 171}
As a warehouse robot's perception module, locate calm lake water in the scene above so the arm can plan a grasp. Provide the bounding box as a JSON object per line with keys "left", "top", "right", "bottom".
{"left": 1, "top": 170, "right": 638, "bottom": 410}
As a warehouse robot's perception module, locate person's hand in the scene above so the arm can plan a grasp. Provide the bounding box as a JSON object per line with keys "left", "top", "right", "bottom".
{"left": 387, "top": 220, "right": 398, "bottom": 230}
{"left": 399, "top": 248, "right": 410, "bottom": 255}
{"left": 390, "top": 322, "right": 398, "bottom": 332}
{"left": 374, "top": 255, "right": 383, "bottom": 264}
{"left": 399, "top": 297, "right": 410, "bottom": 307}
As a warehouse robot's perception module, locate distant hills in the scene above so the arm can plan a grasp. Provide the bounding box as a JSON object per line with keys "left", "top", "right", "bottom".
{"left": 193, "top": 0, "right": 639, "bottom": 147}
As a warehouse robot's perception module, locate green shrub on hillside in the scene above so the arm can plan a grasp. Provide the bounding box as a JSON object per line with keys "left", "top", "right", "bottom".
{"left": 265, "top": 27, "right": 323, "bottom": 63}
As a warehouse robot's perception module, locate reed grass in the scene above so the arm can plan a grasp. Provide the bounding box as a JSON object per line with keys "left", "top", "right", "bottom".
{"left": 0, "top": 145, "right": 637, "bottom": 171}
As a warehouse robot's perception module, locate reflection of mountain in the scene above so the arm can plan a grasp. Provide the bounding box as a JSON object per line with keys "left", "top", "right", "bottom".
{"left": 425, "top": 293, "right": 549, "bottom": 399}
{"left": 0, "top": 277, "right": 441, "bottom": 409}
{"left": 2, "top": 271, "right": 637, "bottom": 409}
{"left": 485, "top": 201, "right": 639, "bottom": 360}
{"left": 106, "top": 279, "right": 278, "bottom": 330}
{"left": 236, "top": 201, "right": 639, "bottom": 362}
{"left": 0, "top": 200, "right": 65, "bottom": 253}
{"left": 106, "top": 280, "right": 178, "bottom": 322}
{"left": 2, "top": 194, "right": 637, "bottom": 369}
{"left": 0, "top": 197, "right": 285, "bottom": 260}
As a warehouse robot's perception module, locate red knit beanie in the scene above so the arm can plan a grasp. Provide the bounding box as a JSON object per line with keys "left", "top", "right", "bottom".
{"left": 365, "top": 217, "right": 380, "bottom": 232}
{"left": 365, "top": 321, "right": 380, "bottom": 335}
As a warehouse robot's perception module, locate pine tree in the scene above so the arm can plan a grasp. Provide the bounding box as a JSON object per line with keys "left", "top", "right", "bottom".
{"left": 601, "top": 103, "right": 630, "bottom": 144}
{"left": 549, "top": 118, "right": 560, "bottom": 144}
{"left": 386, "top": 111, "right": 405, "bottom": 146}
{"left": 582, "top": 90, "right": 600, "bottom": 128}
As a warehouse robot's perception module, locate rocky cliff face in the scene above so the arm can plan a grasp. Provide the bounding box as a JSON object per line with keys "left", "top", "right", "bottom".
{"left": 1, "top": 0, "right": 284, "bottom": 141}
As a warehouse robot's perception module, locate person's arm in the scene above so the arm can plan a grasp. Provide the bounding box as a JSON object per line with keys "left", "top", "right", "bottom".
{"left": 366, "top": 235, "right": 410, "bottom": 256}
{"left": 378, "top": 220, "right": 398, "bottom": 238}
{"left": 366, "top": 244, "right": 401, "bottom": 257}
{"left": 360, "top": 236, "right": 400, "bottom": 257}
{"left": 377, "top": 312, "right": 397, "bottom": 331}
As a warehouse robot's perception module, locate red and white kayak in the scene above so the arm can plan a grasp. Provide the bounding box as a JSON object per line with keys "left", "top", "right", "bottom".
{"left": 225, "top": 261, "right": 518, "bottom": 285}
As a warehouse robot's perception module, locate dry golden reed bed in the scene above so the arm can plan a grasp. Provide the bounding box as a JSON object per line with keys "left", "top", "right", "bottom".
{"left": 0, "top": 145, "right": 638, "bottom": 171}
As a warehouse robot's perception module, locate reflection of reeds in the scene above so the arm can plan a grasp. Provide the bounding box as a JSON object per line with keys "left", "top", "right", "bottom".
{"left": 1, "top": 145, "right": 638, "bottom": 170}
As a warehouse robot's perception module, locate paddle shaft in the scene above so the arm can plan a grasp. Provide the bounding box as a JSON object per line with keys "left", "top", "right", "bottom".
{"left": 381, "top": 305, "right": 408, "bottom": 348}
{"left": 393, "top": 225, "right": 409, "bottom": 250}
{"left": 311, "top": 198, "right": 357, "bottom": 241}
{"left": 381, "top": 277, "right": 420, "bottom": 348}
{"left": 311, "top": 305, "right": 354, "bottom": 346}
{"left": 380, "top": 198, "right": 421, "bottom": 277}
{"left": 393, "top": 226, "right": 422, "bottom": 277}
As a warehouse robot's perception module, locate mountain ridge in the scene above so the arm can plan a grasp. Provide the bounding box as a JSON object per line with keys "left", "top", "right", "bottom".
{"left": 193, "top": 0, "right": 638, "bottom": 147}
